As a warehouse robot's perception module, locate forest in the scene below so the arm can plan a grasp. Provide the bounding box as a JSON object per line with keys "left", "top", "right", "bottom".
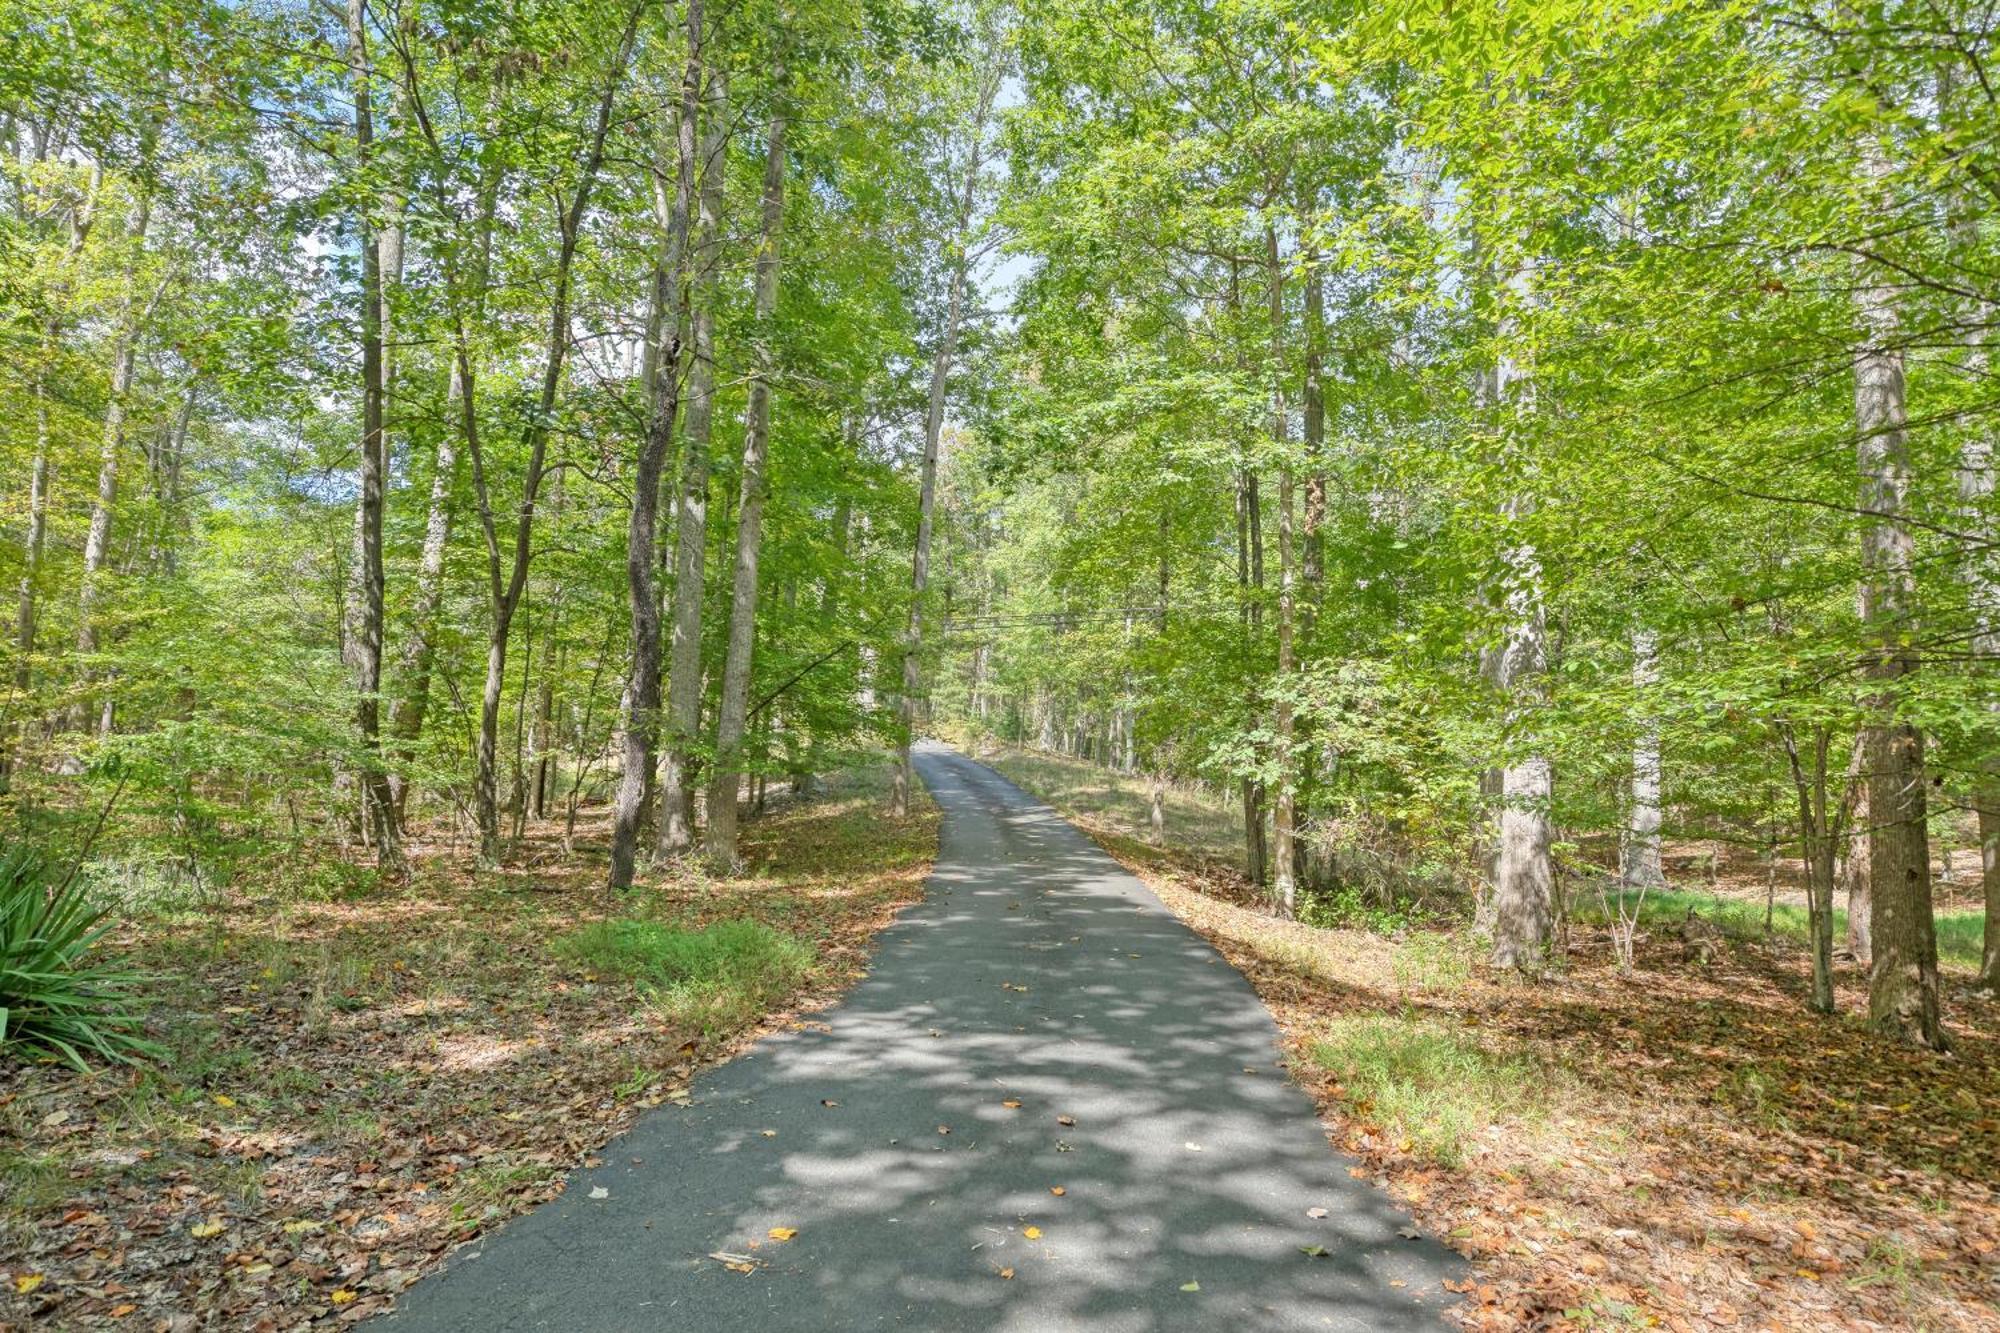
{"left": 2, "top": 0, "right": 1998, "bottom": 1329}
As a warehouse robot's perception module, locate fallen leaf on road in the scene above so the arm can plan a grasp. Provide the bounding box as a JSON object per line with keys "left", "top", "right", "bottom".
{"left": 588, "top": 1186, "right": 609, "bottom": 1199}
{"left": 768, "top": 1227, "right": 797, "bottom": 1242}
{"left": 1057, "top": 1115, "right": 1075, "bottom": 1127}
{"left": 1003, "top": 1099, "right": 1022, "bottom": 1109}
{"left": 1180, "top": 1280, "right": 1200, "bottom": 1292}
{"left": 760, "top": 1130, "right": 776, "bottom": 1138}
{"left": 1023, "top": 1226, "right": 1042, "bottom": 1239}
{"left": 14, "top": 1274, "right": 45, "bottom": 1294}
{"left": 330, "top": 1290, "right": 357, "bottom": 1306}
{"left": 1397, "top": 1224, "right": 1420, "bottom": 1240}
{"left": 999, "top": 1268, "right": 1015, "bottom": 1279}
{"left": 190, "top": 1219, "right": 226, "bottom": 1238}
{"left": 1300, "top": 1245, "right": 1330, "bottom": 1258}
{"left": 1050, "top": 1186, "right": 1065, "bottom": 1196}
{"left": 937, "top": 1125, "right": 952, "bottom": 1135}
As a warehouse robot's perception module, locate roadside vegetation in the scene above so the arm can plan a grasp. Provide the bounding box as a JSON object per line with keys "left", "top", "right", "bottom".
{"left": 0, "top": 767, "right": 937, "bottom": 1328}
{"left": 965, "top": 738, "right": 2000, "bottom": 1332}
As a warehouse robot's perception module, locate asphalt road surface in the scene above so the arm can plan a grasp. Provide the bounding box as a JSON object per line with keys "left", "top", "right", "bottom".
{"left": 381, "top": 742, "right": 1463, "bottom": 1331}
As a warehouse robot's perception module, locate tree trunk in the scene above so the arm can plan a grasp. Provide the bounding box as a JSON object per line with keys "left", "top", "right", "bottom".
{"left": 467, "top": 6, "right": 637, "bottom": 863}
{"left": 74, "top": 191, "right": 153, "bottom": 741}
{"left": 1301, "top": 213, "right": 1327, "bottom": 600}
{"left": 1839, "top": 742, "right": 1872, "bottom": 964}
{"left": 894, "top": 72, "right": 994, "bottom": 817}
{"left": 1854, "top": 146, "right": 1942, "bottom": 1046}
{"left": 532, "top": 659, "right": 556, "bottom": 820}
{"left": 1237, "top": 463, "right": 1267, "bottom": 887}
{"left": 4, "top": 391, "right": 54, "bottom": 791}
{"left": 341, "top": 0, "right": 403, "bottom": 875}
{"left": 145, "top": 381, "right": 196, "bottom": 574}
{"left": 384, "top": 76, "right": 500, "bottom": 829}
{"left": 1622, "top": 625, "right": 1666, "bottom": 888}
{"left": 1782, "top": 724, "right": 1839, "bottom": 1015}
{"left": 609, "top": 10, "right": 702, "bottom": 890}
{"left": 385, "top": 381, "right": 459, "bottom": 829}
{"left": 659, "top": 65, "right": 732, "bottom": 858}
{"left": 1268, "top": 225, "right": 1297, "bottom": 917}
{"left": 704, "top": 87, "right": 789, "bottom": 870}
{"left": 1489, "top": 259, "right": 1554, "bottom": 971}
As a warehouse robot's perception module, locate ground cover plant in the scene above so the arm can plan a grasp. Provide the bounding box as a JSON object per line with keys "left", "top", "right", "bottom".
{"left": 0, "top": 768, "right": 937, "bottom": 1328}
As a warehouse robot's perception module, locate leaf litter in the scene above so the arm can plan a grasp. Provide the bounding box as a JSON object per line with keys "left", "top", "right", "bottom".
{"left": 1060, "top": 807, "right": 2000, "bottom": 1333}
{"left": 0, "top": 783, "right": 938, "bottom": 1327}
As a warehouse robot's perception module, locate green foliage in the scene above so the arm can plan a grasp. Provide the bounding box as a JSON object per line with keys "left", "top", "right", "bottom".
{"left": 0, "top": 846, "right": 156, "bottom": 1071}
{"left": 933, "top": 0, "right": 1999, "bottom": 1014}
{"left": 1569, "top": 889, "right": 1986, "bottom": 968}
{"left": 556, "top": 919, "right": 812, "bottom": 1035}
{"left": 1295, "top": 883, "right": 1425, "bottom": 935}
{"left": 1310, "top": 1012, "right": 1547, "bottom": 1168}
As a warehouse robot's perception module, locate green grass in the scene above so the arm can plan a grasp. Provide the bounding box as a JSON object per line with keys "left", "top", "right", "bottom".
{"left": 1933, "top": 910, "right": 1985, "bottom": 966}
{"left": 556, "top": 919, "right": 813, "bottom": 1035}
{"left": 1391, "top": 930, "right": 1475, "bottom": 994}
{"left": 1571, "top": 886, "right": 1984, "bottom": 966}
{"left": 1309, "top": 1013, "right": 1548, "bottom": 1167}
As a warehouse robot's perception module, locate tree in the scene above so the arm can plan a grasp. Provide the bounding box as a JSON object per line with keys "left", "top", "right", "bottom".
{"left": 609, "top": 0, "right": 703, "bottom": 891}
{"left": 705, "top": 69, "right": 791, "bottom": 870}
{"left": 462, "top": 2, "right": 639, "bottom": 864}
{"left": 340, "top": 0, "right": 401, "bottom": 874}
{"left": 892, "top": 36, "right": 1001, "bottom": 818}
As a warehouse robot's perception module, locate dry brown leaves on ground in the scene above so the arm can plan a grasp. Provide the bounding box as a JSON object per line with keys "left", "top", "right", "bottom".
{"left": 0, "top": 772, "right": 937, "bottom": 1331}
{"left": 1075, "top": 817, "right": 2000, "bottom": 1333}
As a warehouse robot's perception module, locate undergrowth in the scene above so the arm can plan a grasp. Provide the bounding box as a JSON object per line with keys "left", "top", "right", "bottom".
{"left": 1309, "top": 1012, "right": 1549, "bottom": 1168}
{"left": 557, "top": 919, "right": 813, "bottom": 1035}
{"left": 1569, "top": 886, "right": 1984, "bottom": 966}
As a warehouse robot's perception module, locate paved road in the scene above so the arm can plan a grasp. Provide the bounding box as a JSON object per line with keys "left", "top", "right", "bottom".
{"left": 383, "top": 743, "right": 1463, "bottom": 1331}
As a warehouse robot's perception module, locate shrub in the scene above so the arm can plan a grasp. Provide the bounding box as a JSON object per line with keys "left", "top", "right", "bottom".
{"left": 556, "top": 919, "right": 812, "bottom": 1035}
{"left": 1, "top": 847, "right": 157, "bottom": 1071}
{"left": 1297, "top": 882, "right": 1427, "bottom": 934}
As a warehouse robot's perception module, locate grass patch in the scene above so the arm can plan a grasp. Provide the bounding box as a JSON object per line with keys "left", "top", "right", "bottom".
{"left": 1570, "top": 887, "right": 1984, "bottom": 967}
{"left": 1310, "top": 1012, "right": 1546, "bottom": 1167}
{"left": 557, "top": 919, "right": 812, "bottom": 1035}
{"left": 1391, "top": 930, "right": 1474, "bottom": 994}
